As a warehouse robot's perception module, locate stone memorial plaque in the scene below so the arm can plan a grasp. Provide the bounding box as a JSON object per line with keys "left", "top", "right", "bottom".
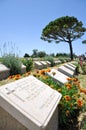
{"left": 34, "top": 61, "right": 43, "bottom": 69}
{"left": 54, "top": 60, "right": 61, "bottom": 65}
{"left": 21, "top": 64, "right": 26, "bottom": 74}
{"left": 0, "top": 63, "right": 9, "bottom": 71}
{"left": 0, "top": 63, "right": 10, "bottom": 80}
{"left": 0, "top": 75, "right": 62, "bottom": 130}
{"left": 46, "top": 68, "right": 69, "bottom": 85}
{"left": 46, "top": 61, "right": 51, "bottom": 67}
{"left": 40, "top": 61, "right": 47, "bottom": 68}
{"left": 68, "top": 63, "right": 76, "bottom": 68}
{"left": 64, "top": 64, "right": 76, "bottom": 72}
{"left": 58, "top": 66, "right": 74, "bottom": 77}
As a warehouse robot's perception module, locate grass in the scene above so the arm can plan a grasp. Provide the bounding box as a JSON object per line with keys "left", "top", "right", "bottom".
{"left": 77, "top": 74, "right": 86, "bottom": 89}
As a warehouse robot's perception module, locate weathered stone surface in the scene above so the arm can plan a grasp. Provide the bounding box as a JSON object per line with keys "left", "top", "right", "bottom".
{"left": 46, "top": 61, "right": 51, "bottom": 67}
{"left": 64, "top": 64, "right": 76, "bottom": 72}
{"left": 0, "top": 63, "right": 10, "bottom": 80}
{"left": 21, "top": 64, "right": 26, "bottom": 74}
{"left": 46, "top": 68, "right": 69, "bottom": 85}
{"left": 34, "top": 61, "right": 43, "bottom": 69}
{"left": 68, "top": 63, "right": 76, "bottom": 68}
{"left": 54, "top": 60, "right": 61, "bottom": 65}
{"left": 40, "top": 61, "right": 47, "bottom": 68}
{"left": 0, "top": 75, "right": 62, "bottom": 130}
{"left": 58, "top": 66, "right": 74, "bottom": 77}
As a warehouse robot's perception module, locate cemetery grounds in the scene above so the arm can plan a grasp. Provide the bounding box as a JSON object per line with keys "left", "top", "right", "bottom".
{"left": 0, "top": 62, "right": 86, "bottom": 130}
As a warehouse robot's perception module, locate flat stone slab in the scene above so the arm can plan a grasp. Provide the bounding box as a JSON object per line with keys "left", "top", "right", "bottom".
{"left": 68, "top": 63, "right": 76, "bottom": 68}
{"left": 46, "top": 61, "right": 51, "bottom": 67}
{"left": 0, "top": 75, "right": 62, "bottom": 130}
{"left": 21, "top": 64, "right": 26, "bottom": 74}
{"left": 64, "top": 64, "right": 76, "bottom": 72}
{"left": 40, "top": 61, "right": 47, "bottom": 68}
{"left": 54, "top": 60, "right": 61, "bottom": 65}
{"left": 58, "top": 66, "right": 74, "bottom": 77}
{"left": 0, "top": 63, "right": 10, "bottom": 72}
{"left": 34, "top": 61, "right": 43, "bottom": 69}
{"left": 0, "top": 63, "right": 10, "bottom": 80}
{"left": 46, "top": 68, "right": 69, "bottom": 85}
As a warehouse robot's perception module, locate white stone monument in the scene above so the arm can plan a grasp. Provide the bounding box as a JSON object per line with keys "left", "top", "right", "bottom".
{"left": 0, "top": 63, "right": 10, "bottom": 80}
{"left": 54, "top": 60, "right": 61, "bottom": 65}
{"left": 46, "top": 61, "right": 51, "bottom": 67}
{"left": 21, "top": 64, "right": 26, "bottom": 74}
{"left": 34, "top": 61, "right": 43, "bottom": 69}
{"left": 68, "top": 63, "right": 76, "bottom": 68}
{"left": 46, "top": 68, "right": 69, "bottom": 85}
{"left": 0, "top": 75, "right": 62, "bottom": 130}
{"left": 64, "top": 63, "right": 76, "bottom": 72}
{"left": 58, "top": 65, "right": 74, "bottom": 77}
{"left": 40, "top": 61, "right": 47, "bottom": 68}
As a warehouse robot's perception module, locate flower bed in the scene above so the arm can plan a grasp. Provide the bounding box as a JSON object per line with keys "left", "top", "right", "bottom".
{"left": 1, "top": 68, "right": 86, "bottom": 130}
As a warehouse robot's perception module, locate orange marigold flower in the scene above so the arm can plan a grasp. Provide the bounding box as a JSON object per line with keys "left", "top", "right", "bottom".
{"left": 40, "top": 69, "right": 45, "bottom": 75}
{"left": 64, "top": 95, "right": 71, "bottom": 101}
{"left": 45, "top": 68, "right": 51, "bottom": 72}
{"left": 65, "top": 83, "right": 72, "bottom": 89}
{"left": 67, "top": 77, "right": 72, "bottom": 81}
{"left": 72, "top": 78, "right": 78, "bottom": 82}
{"left": 8, "top": 75, "right": 14, "bottom": 79}
{"left": 80, "top": 88, "right": 86, "bottom": 94}
{"left": 77, "top": 99, "right": 83, "bottom": 107}
{"left": 14, "top": 74, "right": 21, "bottom": 80}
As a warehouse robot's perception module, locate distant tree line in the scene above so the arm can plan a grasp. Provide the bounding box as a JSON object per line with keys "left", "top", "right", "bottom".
{"left": 24, "top": 49, "right": 77, "bottom": 58}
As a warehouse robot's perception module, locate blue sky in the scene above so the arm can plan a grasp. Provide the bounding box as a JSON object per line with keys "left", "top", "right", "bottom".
{"left": 0, "top": 0, "right": 86, "bottom": 57}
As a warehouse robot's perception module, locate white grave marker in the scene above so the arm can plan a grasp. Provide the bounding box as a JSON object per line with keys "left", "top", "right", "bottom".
{"left": 46, "top": 61, "right": 51, "bottom": 67}
{"left": 0, "top": 63, "right": 10, "bottom": 80}
{"left": 0, "top": 75, "right": 62, "bottom": 130}
{"left": 68, "top": 63, "right": 76, "bottom": 68}
{"left": 40, "top": 61, "right": 47, "bottom": 68}
{"left": 46, "top": 68, "right": 69, "bottom": 85}
{"left": 58, "top": 66, "right": 74, "bottom": 77}
{"left": 64, "top": 64, "right": 76, "bottom": 72}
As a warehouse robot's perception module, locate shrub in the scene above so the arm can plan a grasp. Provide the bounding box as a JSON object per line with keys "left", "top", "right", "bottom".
{"left": 58, "top": 77, "right": 86, "bottom": 129}
{"left": 2, "top": 54, "right": 22, "bottom": 75}
{"left": 44, "top": 56, "right": 55, "bottom": 66}
{"left": 22, "top": 58, "right": 33, "bottom": 71}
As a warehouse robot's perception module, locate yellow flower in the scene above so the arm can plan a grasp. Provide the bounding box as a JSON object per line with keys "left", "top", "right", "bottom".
{"left": 14, "top": 74, "right": 21, "bottom": 80}
{"left": 58, "top": 88, "right": 62, "bottom": 92}
{"left": 64, "top": 95, "right": 71, "bottom": 101}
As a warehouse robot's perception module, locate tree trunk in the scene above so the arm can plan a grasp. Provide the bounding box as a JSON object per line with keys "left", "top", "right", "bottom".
{"left": 69, "top": 42, "right": 73, "bottom": 61}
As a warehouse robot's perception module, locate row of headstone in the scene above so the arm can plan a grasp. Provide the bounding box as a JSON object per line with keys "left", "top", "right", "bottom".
{"left": 34, "top": 60, "right": 62, "bottom": 69}
{"left": 0, "top": 62, "right": 75, "bottom": 130}
{"left": 34, "top": 61, "right": 51, "bottom": 69}
{"left": 46, "top": 63, "right": 76, "bottom": 85}
{"left": 0, "top": 75, "right": 62, "bottom": 130}
{"left": 0, "top": 63, "right": 26, "bottom": 81}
